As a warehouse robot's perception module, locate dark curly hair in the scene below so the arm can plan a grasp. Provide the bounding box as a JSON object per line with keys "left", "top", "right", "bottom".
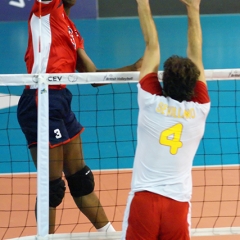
{"left": 162, "top": 55, "right": 200, "bottom": 102}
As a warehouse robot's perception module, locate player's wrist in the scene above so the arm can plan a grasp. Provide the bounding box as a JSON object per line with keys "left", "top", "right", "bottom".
{"left": 186, "top": 4, "right": 200, "bottom": 13}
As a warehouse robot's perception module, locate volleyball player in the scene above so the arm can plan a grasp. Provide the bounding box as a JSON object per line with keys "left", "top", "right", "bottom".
{"left": 17, "top": 0, "right": 141, "bottom": 234}
{"left": 122, "top": 0, "right": 210, "bottom": 239}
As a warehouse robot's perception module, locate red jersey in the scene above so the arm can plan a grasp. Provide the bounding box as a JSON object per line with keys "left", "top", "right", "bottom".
{"left": 25, "top": 0, "right": 84, "bottom": 75}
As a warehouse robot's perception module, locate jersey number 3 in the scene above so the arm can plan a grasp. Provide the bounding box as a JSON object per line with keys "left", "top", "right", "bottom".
{"left": 159, "top": 123, "right": 183, "bottom": 155}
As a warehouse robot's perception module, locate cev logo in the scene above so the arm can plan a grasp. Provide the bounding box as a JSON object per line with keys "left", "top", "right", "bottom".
{"left": 9, "top": 0, "right": 25, "bottom": 8}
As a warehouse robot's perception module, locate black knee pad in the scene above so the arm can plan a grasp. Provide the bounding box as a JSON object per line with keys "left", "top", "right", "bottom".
{"left": 66, "top": 165, "right": 95, "bottom": 198}
{"left": 49, "top": 178, "right": 66, "bottom": 208}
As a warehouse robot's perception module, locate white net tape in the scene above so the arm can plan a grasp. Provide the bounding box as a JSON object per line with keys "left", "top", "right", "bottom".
{"left": 1, "top": 69, "right": 240, "bottom": 86}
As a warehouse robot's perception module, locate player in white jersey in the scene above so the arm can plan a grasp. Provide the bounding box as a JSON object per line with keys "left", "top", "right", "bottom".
{"left": 122, "top": 0, "right": 210, "bottom": 239}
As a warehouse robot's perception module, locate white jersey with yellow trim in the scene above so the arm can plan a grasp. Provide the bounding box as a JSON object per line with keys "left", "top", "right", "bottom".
{"left": 131, "top": 77, "right": 211, "bottom": 202}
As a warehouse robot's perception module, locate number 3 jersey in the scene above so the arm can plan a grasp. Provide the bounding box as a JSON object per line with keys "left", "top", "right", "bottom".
{"left": 131, "top": 72, "right": 211, "bottom": 202}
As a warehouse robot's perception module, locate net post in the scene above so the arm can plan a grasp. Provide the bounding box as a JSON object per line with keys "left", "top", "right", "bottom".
{"left": 37, "top": 75, "right": 49, "bottom": 237}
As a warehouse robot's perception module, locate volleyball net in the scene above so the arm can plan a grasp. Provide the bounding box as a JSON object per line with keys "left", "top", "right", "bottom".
{"left": 1, "top": 70, "right": 240, "bottom": 239}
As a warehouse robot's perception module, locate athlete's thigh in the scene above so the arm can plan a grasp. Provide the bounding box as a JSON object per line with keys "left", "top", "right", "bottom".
{"left": 161, "top": 198, "right": 190, "bottom": 240}
{"left": 30, "top": 146, "right": 64, "bottom": 181}
{"left": 126, "top": 191, "right": 160, "bottom": 240}
{"left": 63, "top": 135, "right": 85, "bottom": 176}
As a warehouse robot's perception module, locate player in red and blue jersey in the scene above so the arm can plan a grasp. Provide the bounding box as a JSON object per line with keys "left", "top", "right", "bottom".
{"left": 17, "top": 0, "right": 142, "bottom": 234}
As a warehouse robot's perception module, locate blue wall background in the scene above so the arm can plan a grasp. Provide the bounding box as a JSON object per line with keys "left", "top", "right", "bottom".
{"left": 99, "top": 0, "right": 240, "bottom": 18}
{"left": 1, "top": 0, "right": 240, "bottom": 22}
{"left": 0, "top": 0, "right": 97, "bottom": 21}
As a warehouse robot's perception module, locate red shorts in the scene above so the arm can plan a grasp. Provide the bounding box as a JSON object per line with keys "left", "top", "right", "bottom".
{"left": 125, "top": 191, "right": 190, "bottom": 240}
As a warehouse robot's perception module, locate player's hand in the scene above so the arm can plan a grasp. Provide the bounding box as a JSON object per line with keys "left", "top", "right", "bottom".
{"left": 136, "top": 0, "right": 149, "bottom": 3}
{"left": 180, "top": 0, "right": 201, "bottom": 10}
{"left": 136, "top": 0, "right": 149, "bottom": 6}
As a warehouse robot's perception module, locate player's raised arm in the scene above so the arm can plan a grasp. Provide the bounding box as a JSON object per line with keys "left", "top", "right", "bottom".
{"left": 136, "top": 0, "right": 160, "bottom": 80}
{"left": 181, "top": 0, "right": 206, "bottom": 85}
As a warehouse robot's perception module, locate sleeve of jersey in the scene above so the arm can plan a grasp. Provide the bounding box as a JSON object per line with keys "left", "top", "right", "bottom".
{"left": 76, "top": 34, "right": 84, "bottom": 50}
{"left": 191, "top": 81, "right": 210, "bottom": 104}
{"left": 139, "top": 73, "right": 163, "bottom": 95}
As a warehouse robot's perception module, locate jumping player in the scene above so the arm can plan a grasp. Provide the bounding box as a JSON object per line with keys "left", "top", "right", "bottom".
{"left": 17, "top": 0, "right": 141, "bottom": 234}
{"left": 122, "top": 0, "right": 210, "bottom": 239}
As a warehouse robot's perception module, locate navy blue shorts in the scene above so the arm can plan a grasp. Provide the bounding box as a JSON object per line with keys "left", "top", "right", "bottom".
{"left": 17, "top": 88, "right": 84, "bottom": 148}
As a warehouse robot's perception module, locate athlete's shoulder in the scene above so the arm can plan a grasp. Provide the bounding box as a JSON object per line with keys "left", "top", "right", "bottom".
{"left": 138, "top": 72, "right": 162, "bottom": 96}
{"left": 192, "top": 81, "right": 210, "bottom": 104}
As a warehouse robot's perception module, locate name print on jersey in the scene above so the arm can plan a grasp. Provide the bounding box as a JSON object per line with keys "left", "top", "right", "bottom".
{"left": 68, "top": 26, "right": 77, "bottom": 50}
{"left": 156, "top": 102, "right": 196, "bottom": 119}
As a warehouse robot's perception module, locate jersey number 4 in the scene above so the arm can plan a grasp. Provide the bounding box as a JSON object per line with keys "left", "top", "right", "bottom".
{"left": 159, "top": 123, "right": 183, "bottom": 155}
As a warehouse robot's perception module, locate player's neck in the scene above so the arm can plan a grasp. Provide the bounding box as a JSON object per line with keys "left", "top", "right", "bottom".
{"left": 64, "top": 7, "right": 70, "bottom": 16}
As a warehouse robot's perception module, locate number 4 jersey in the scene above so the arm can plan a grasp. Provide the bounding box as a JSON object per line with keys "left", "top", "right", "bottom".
{"left": 131, "top": 72, "right": 210, "bottom": 202}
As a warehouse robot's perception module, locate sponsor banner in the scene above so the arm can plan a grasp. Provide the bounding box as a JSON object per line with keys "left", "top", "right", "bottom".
{"left": 98, "top": 0, "right": 240, "bottom": 18}
{"left": 0, "top": 0, "right": 97, "bottom": 22}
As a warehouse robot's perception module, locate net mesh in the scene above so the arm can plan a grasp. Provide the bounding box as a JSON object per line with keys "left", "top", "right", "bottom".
{"left": 1, "top": 71, "right": 240, "bottom": 239}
